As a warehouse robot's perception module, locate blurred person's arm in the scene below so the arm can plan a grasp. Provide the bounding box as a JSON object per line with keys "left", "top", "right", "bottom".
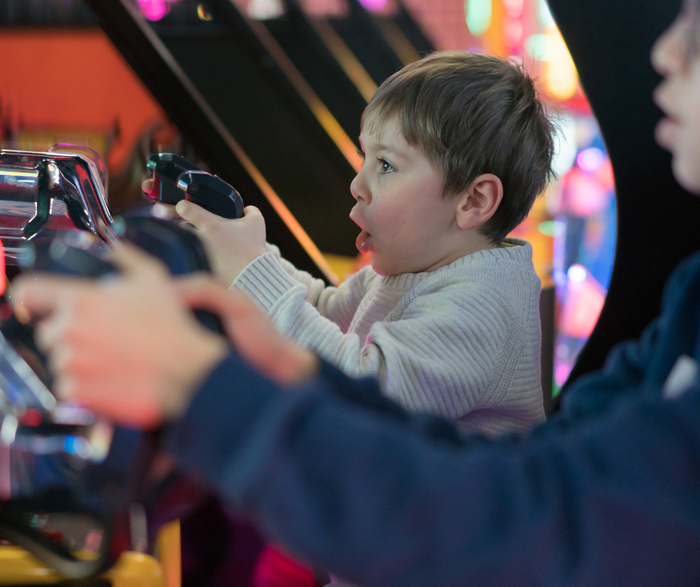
{"left": 15, "top": 246, "right": 700, "bottom": 586}
{"left": 167, "top": 347, "right": 700, "bottom": 586}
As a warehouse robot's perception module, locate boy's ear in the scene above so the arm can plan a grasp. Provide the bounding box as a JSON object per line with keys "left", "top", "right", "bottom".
{"left": 454, "top": 174, "right": 503, "bottom": 231}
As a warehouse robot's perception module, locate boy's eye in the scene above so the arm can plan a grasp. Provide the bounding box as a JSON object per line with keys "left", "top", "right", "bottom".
{"left": 377, "top": 158, "right": 395, "bottom": 174}
{"left": 356, "top": 148, "right": 365, "bottom": 160}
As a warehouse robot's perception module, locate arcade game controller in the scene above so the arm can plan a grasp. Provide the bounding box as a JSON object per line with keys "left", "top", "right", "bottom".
{"left": 0, "top": 146, "right": 244, "bottom": 581}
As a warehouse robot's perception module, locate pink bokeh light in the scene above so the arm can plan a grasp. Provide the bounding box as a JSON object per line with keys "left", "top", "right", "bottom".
{"left": 554, "top": 363, "right": 572, "bottom": 387}
{"left": 358, "top": 0, "right": 388, "bottom": 13}
{"left": 576, "top": 147, "right": 605, "bottom": 172}
{"left": 138, "top": 0, "right": 168, "bottom": 21}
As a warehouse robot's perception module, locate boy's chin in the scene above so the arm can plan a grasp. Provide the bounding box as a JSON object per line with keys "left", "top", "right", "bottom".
{"left": 673, "top": 158, "right": 700, "bottom": 196}
{"left": 370, "top": 259, "right": 417, "bottom": 277}
{"left": 370, "top": 260, "right": 388, "bottom": 276}
{"left": 369, "top": 256, "right": 395, "bottom": 276}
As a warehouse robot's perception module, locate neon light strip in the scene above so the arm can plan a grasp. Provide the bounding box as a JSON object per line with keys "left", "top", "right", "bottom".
{"left": 0, "top": 170, "right": 38, "bottom": 178}
{"left": 372, "top": 17, "right": 420, "bottom": 66}
{"left": 244, "top": 14, "right": 363, "bottom": 172}
{"left": 129, "top": 1, "right": 340, "bottom": 284}
{"left": 308, "top": 17, "right": 378, "bottom": 102}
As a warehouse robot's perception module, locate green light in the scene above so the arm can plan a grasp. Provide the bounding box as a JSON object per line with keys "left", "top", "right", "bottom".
{"left": 526, "top": 34, "right": 549, "bottom": 61}
{"left": 552, "top": 381, "right": 562, "bottom": 398}
{"left": 538, "top": 220, "right": 557, "bottom": 237}
{"left": 465, "top": 0, "right": 491, "bottom": 36}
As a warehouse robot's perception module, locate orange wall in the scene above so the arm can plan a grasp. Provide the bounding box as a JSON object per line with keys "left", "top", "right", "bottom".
{"left": 0, "top": 29, "right": 167, "bottom": 170}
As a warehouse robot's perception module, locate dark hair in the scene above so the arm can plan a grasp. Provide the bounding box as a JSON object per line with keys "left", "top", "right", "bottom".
{"left": 362, "top": 51, "right": 557, "bottom": 243}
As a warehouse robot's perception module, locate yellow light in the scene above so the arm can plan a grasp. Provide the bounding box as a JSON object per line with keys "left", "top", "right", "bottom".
{"left": 197, "top": 4, "right": 213, "bottom": 20}
{"left": 543, "top": 27, "right": 578, "bottom": 100}
{"left": 309, "top": 18, "right": 377, "bottom": 102}
{"left": 244, "top": 17, "right": 362, "bottom": 173}
{"left": 0, "top": 170, "right": 37, "bottom": 178}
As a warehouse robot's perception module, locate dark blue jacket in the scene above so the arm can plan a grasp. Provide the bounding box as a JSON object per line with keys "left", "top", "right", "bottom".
{"left": 166, "top": 250, "right": 700, "bottom": 586}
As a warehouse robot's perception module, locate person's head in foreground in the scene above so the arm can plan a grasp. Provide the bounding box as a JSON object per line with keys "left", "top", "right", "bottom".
{"left": 349, "top": 51, "right": 556, "bottom": 276}
{"left": 653, "top": 0, "right": 700, "bottom": 195}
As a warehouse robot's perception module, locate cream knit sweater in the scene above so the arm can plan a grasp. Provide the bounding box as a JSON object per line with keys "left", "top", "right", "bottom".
{"left": 232, "top": 237, "right": 544, "bottom": 436}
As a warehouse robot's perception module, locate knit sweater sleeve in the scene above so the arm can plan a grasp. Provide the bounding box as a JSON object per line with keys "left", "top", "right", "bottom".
{"left": 262, "top": 243, "right": 321, "bottom": 289}
{"left": 234, "top": 250, "right": 368, "bottom": 329}
{"left": 235, "top": 253, "right": 518, "bottom": 419}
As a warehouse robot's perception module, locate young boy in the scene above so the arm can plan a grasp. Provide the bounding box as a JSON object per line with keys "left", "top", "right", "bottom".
{"left": 177, "top": 51, "right": 556, "bottom": 436}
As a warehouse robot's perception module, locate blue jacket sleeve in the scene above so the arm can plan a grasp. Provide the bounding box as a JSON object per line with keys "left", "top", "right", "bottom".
{"left": 165, "top": 354, "right": 700, "bottom": 586}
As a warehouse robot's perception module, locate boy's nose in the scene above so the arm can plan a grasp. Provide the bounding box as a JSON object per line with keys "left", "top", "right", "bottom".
{"left": 651, "top": 20, "right": 685, "bottom": 75}
{"left": 350, "top": 173, "right": 369, "bottom": 203}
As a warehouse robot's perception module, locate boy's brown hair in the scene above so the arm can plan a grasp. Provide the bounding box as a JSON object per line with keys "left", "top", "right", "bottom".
{"left": 362, "top": 51, "right": 556, "bottom": 243}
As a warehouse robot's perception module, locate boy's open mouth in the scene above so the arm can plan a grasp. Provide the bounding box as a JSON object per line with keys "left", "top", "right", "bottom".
{"left": 356, "top": 229, "right": 372, "bottom": 253}
{"left": 350, "top": 211, "right": 373, "bottom": 253}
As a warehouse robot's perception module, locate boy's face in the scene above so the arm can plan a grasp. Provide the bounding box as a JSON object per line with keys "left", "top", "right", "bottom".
{"left": 350, "top": 116, "right": 467, "bottom": 275}
{"left": 652, "top": 0, "right": 700, "bottom": 194}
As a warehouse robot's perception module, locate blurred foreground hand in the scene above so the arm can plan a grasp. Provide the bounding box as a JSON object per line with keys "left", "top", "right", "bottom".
{"left": 12, "top": 246, "right": 317, "bottom": 429}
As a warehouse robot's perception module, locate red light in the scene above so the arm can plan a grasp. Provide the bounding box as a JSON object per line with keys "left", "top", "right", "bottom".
{"left": 20, "top": 409, "right": 42, "bottom": 427}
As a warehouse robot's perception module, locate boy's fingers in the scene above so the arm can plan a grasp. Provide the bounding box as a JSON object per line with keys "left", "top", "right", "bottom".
{"left": 176, "top": 200, "right": 220, "bottom": 228}
{"left": 142, "top": 178, "right": 154, "bottom": 195}
{"left": 242, "top": 205, "right": 262, "bottom": 219}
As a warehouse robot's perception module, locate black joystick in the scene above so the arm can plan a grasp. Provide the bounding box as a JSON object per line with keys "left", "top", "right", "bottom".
{"left": 146, "top": 153, "right": 200, "bottom": 205}
{"left": 176, "top": 170, "right": 244, "bottom": 219}
{"left": 147, "top": 154, "right": 244, "bottom": 219}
